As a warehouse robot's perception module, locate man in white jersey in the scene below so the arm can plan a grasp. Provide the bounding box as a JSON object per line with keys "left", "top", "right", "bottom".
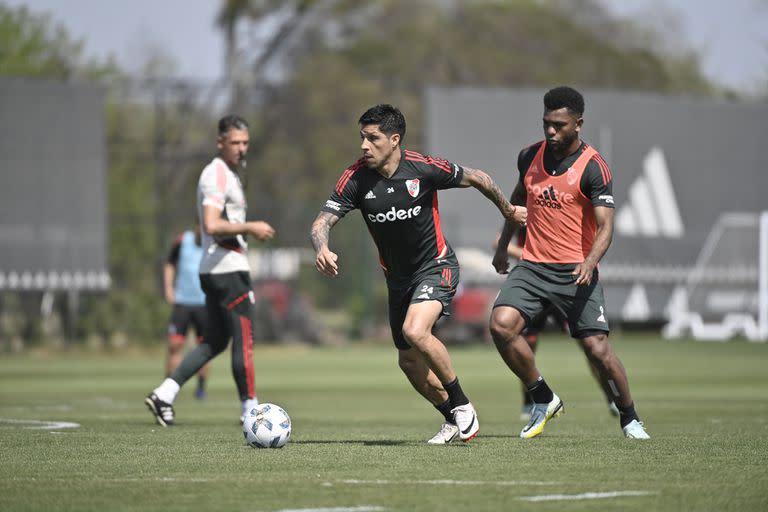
{"left": 145, "top": 115, "right": 275, "bottom": 427}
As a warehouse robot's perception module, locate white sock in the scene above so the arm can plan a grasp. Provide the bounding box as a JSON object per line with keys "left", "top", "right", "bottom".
{"left": 153, "top": 378, "right": 180, "bottom": 404}
{"left": 241, "top": 397, "right": 259, "bottom": 416}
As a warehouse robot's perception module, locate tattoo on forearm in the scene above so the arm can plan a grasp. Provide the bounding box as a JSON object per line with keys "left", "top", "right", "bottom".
{"left": 310, "top": 212, "right": 337, "bottom": 251}
{"left": 465, "top": 168, "right": 511, "bottom": 211}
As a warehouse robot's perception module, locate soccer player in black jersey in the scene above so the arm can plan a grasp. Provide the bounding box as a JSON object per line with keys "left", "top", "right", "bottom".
{"left": 311, "top": 104, "right": 527, "bottom": 444}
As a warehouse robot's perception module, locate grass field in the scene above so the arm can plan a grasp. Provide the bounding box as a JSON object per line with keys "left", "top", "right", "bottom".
{"left": 1, "top": 333, "right": 767, "bottom": 511}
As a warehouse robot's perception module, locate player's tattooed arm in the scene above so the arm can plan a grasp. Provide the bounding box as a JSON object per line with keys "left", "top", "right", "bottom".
{"left": 461, "top": 167, "right": 527, "bottom": 225}
{"left": 310, "top": 211, "right": 338, "bottom": 252}
{"left": 492, "top": 180, "right": 527, "bottom": 274}
{"left": 311, "top": 211, "right": 341, "bottom": 277}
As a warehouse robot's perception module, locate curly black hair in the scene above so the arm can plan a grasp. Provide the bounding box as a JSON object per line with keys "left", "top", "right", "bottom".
{"left": 544, "top": 86, "right": 585, "bottom": 116}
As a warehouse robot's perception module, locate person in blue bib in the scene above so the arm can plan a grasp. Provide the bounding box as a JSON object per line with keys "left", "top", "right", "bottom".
{"left": 163, "top": 221, "right": 210, "bottom": 400}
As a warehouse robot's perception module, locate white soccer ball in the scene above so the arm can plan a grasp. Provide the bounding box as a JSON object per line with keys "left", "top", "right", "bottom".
{"left": 242, "top": 403, "right": 292, "bottom": 448}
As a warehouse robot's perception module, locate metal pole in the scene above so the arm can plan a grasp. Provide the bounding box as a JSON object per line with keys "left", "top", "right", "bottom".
{"left": 759, "top": 211, "right": 768, "bottom": 341}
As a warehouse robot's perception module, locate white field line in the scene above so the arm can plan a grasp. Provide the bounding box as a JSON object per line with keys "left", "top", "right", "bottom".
{"left": 0, "top": 418, "right": 80, "bottom": 430}
{"left": 276, "top": 508, "right": 384, "bottom": 512}
{"left": 7, "top": 477, "right": 215, "bottom": 483}
{"left": 335, "top": 479, "right": 557, "bottom": 486}
{"left": 518, "top": 490, "right": 658, "bottom": 502}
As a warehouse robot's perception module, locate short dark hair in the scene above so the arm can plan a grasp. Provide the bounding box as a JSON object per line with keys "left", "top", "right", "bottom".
{"left": 358, "top": 104, "right": 406, "bottom": 143}
{"left": 218, "top": 115, "right": 249, "bottom": 136}
{"left": 543, "top": 86, "right": 585, "bottom": 117}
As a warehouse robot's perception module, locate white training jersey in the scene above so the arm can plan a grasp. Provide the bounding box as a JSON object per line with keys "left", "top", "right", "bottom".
{"left": 196, "top": 157, "right": 250, "bottom": 274}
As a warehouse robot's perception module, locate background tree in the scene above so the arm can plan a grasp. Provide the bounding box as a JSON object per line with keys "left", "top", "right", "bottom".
{"left": 0, "top": 4, "right": 116, "bottom": 79}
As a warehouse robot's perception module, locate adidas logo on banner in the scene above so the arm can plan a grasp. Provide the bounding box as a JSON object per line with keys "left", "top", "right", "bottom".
{"left": 615, "top": 146, "right": 684, "bottom": 238}
{"left": 364, "top": 190, "right": 376, "bottom": 200}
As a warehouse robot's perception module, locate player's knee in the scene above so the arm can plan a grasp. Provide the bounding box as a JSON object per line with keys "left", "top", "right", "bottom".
{"left": 167, "top": 335, "right": 185, "bottom": 352}
{"left": 582, "top": 333, "right": 610, "bottom": 361}
{"left": 401, "top": 322, "right": 429, "bottom": 347}
{"left": 489, "top": 308, "right": 523, "bottom": 342}
{"left": 200, "top": 335, "right": 227, "bottom": 357}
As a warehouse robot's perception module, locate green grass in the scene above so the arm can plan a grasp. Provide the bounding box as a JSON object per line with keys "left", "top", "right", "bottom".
{"left": 1, "top": 334, "right": 767, "bottom": 511}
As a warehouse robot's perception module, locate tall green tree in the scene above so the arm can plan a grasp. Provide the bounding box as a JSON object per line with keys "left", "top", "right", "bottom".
{"left": 0, "top": 4, "right": 115, "bottom": 78}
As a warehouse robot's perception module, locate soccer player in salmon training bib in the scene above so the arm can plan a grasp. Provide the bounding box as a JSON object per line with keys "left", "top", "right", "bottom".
{"left": 311, "top": 104, "right": 526, "bottom": 444}
{"left": 490, "top": 87, "right": 650, "bottom": 439}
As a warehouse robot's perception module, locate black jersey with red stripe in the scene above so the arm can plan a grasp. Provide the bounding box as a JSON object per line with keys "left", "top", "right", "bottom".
{"left": 517, "top": 141, "right": 614, "bottom": 208}
{"left": 322, "top": 148, "right": 464, "bottom": 285}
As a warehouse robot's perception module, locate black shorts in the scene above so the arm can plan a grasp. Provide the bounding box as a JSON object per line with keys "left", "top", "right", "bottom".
{"left": 388, "top": 264, "right": 460, "bottom": 350}
{"left": 493, "top": 260, "right": 609, "bottom": 338}
{"left": 174, "top": 271, "right": 256, "bottom": 401}
{"left": 167, "top": 304, "right": 208, "bottom": 346}
{"left": 199, "top": 271, "right": 256, "bottom": 351}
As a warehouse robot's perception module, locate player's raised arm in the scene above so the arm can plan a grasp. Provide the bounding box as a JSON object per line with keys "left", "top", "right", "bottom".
{"left": 460, "top": 167, "right": 527, "bottom": 225}
{"left": 310, "top": 211, "right": 341, "bottom": 277}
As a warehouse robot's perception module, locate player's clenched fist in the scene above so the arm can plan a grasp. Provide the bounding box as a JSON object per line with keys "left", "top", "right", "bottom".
{"left": 315, "top": 248, "right": 339, "bottom": 277}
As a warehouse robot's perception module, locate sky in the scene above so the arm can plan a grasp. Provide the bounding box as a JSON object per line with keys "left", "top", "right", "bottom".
{"left": 5, "top": 0, "right": 768, "bottom": 93}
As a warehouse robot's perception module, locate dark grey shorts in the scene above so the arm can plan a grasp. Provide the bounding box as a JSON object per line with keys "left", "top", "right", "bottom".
{"left": 388, "top": 264, "right": 460, "bottom": 350}
{"left": 167, "top": 304, "right": 208, "bottom": 344}
{"left": 493, "top": 261, "right": 609, "bottom": 338}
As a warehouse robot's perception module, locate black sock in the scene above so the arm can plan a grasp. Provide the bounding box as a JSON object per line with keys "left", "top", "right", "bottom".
{"left": 197, "top": 376, "right": 206, "bottom": 390}
{"left": 444, "top": 378, "right": 470, "bottom": 408}
{"left": 523, "top": 389, "right": 533, "bottom": 406}
{"left": 617, "top": 402, "right": 639, "bottom": 428}
{"left": 526, "top": 377, "right": 554, "bottom": 404}
{"left": 434, "top": 399, "right": 454, "bottom": 423}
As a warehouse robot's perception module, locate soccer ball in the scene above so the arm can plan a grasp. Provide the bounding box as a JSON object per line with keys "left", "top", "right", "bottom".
{"left": 242, "top": 403, "right": 291, "bottom": 448}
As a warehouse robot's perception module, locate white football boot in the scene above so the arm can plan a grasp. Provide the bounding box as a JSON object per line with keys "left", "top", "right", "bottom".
{"left": 427, "top": 422, "right": 460, "bottom": 445}
{"left": 451, "top": 403, "right": 480, "bottom": 441}
{"left": 622, "top": 419, "right": 651, "bottom": 439}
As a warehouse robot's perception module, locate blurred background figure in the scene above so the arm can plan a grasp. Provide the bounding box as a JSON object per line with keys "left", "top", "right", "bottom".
{"left": 162, "top": 221, "right": 210, "bottom": 400}
{"left": 146, "top": 115, "right": 276, "bottom": 427}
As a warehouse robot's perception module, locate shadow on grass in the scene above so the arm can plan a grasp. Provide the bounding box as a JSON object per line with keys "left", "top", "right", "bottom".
{"left": 290, "top": 439, "right": 411, "bottom": 446}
